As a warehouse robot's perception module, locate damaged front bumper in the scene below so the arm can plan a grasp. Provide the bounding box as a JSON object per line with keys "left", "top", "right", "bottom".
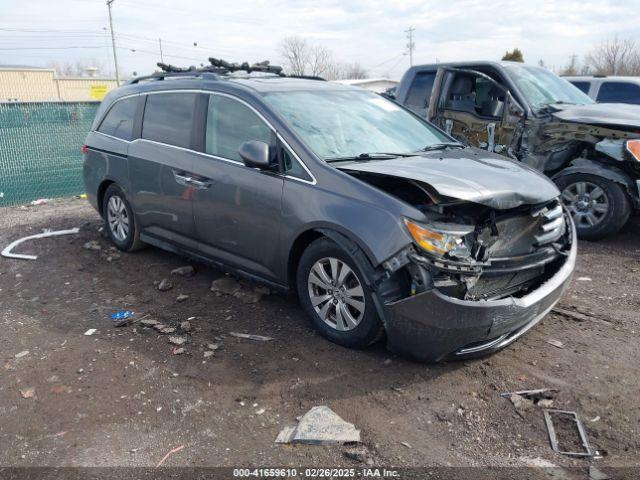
{"left": 382, "top": 222, "right": 577, "bottom": 362}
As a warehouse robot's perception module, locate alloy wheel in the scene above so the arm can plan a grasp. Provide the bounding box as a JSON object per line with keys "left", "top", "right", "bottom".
{"left": 307, "top": 257, "right": 366, "bottom": 331}
{"left": 107, "top": 195, "right": 130, "bottom": 242}
{"left": 561, "top": 181, "right": 609, "bottom": 228}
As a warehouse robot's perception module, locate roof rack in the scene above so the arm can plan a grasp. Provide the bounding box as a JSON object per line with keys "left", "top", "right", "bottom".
{"left": 127, "top": 58, "right": 325, "bottom": 85}
{"left": 129, "top": 58, "right": 287, "bottom": 85}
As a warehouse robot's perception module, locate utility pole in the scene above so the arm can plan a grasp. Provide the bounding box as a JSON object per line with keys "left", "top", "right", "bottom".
{"left": 158, "top": 38, "right": 164, "bottom": 63}
{"left": 405, "top": 26, "right": 415, "bottom": 67}
{"left": 106, "top": 0, "right": 120, "bottom": 86}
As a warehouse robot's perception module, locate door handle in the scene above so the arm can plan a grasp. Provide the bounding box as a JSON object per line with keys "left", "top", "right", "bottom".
{"left": 172, "top": 171, "right": 191, "bottom": 187}
{"left": 187, "top": 177, "right": 212, "bottom": 189}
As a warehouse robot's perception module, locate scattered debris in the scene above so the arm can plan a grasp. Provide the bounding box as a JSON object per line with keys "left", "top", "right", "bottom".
{"left": 590, "top": 416, "right": 600, "bottom": 423}
{"left": 577, "top": 277, "right": 592, "bottom": 282}
{"left": 110, "top": 310, "right": 134, "bottom": 327}
{"left": 179, "top": 320, "right": 191, "bottom": 332}
{"left": 275, "top": 406, "right": 360, "bottom": 445}
{"left": 543, "top": 409, "right": 593, "bottom": 457}
{"left": 172, "top": 347, "right": 185, "bottom": 355}
{"left": 168, "top": 336, "right": 186, "bottom": 346}
{"left": 20, "top": 387, "right": 36, "bottom": 399}
{"left": 589, "top": 466, "right": 610, "bottom": 480}
{"left": 509, "top": 394, "right": 534, "bottom": 415}
{"left": 29, "top": 198, "right": 49, "bottom": 206}
{"left": 83, "top": 240, "right": 102, "bottom": 251}
{"left": 505, "top": 389, "right": 557, "bottom": 413}
{"left": 2, "top": 228, "right": 80, "bottom": 260}
{"left": 171, "top": 266, "right": 195, "bottom": 277}
{"left": 401, "top": 441, "right": 412, "bottom": 449}
{"left": 176, "top": 294, "right": 189, "bottom": 303}
{"left": 500, "top": 388, "right": 557, "bottom": 399}
{"left": 203, "top": 351, "right": 214, "bottom": 358}
{"left": 84, "top": 329, "right": 97, "bottom": 336}
{"left": 157, "top": 279, "right": 173, "bottom": 292}
{"left": 207, "top": 343, "right": 220, "bottom": 351}
{"left": 14, "top": 350, "right": 29, "bottom": 359}
{"left": 161, "top": 327, "right": 176, "bottom": 334}
{"left": 383, "top": 358, "right": 392, "bottom": 365}
{"left": 210, "top": 276, "right": 270, "bottom": 304}
{"left": 155, "top": 444, "right": 184, "bottom": 468}
{"left": 140, "top": 319, "right": 160, "bottom": 327}
{"left": 343, "top": 446, "right": 369, "bottom": 464}
{"left": 256, "top": 408, "right": 265, "bottom": 415}
{"left": 553, "top": 307, "right": 613, "bottom": 325}
{"left": 230, "top": 332, "right": 274, "bottom": 342}
{"left": 546, "top": 339, "right": 564, "bottom": 349}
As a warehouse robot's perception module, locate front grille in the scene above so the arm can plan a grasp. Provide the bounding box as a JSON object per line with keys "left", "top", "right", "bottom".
{"left": 533, "top": 201, "right": 565, "bottom": 246}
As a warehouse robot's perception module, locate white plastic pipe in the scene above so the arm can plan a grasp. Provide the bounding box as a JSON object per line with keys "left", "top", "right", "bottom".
{"left": 2, "top": 228, "right": 80, "bottom": 260}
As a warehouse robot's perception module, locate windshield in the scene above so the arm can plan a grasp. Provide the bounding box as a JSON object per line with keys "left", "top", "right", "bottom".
{"left": 262, "top": 89, "right": 451, "bottom": 160}
{"left": 503, "top": 64, "right": 593, "bottom": 112}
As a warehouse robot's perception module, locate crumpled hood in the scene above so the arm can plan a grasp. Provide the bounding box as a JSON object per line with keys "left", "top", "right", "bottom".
{"left": 550, "top": 102, "right": 640, "bottom": 130}
{"left": 336, "top": 148, "right": 560, "bottom": 210}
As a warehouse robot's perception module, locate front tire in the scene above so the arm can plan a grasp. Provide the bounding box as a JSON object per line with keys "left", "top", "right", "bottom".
{"left": 102, "top": 184, "right": 144, "bottom": 252}
{"left": 296, "top": 238, "right": 383, "bottom": 349}
{"left": 555, "top": 173, "right": 631, "bottom": 241}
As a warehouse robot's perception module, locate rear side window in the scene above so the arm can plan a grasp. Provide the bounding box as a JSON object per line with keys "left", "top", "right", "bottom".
{"left": 98, "top": 97, "right": 138, "bottom": 140}
{"left": 596, "top": 82, "right": 640, "bottom": 104}
{"left": 570, "top": 81, "right": 591, "bottom": 94}
{"left": 142, "top": 93, "right": 197, "bottom": 148}
{"left": 405, "top": 72, "right": 436, "bottom": 108}
{"left": 205, "top": 95, "right": 272, "bottom": 161}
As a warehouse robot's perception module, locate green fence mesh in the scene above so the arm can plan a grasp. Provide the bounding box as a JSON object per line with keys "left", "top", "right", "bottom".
{"left": 0, "top": 102, "right": 99, "bottom": 206}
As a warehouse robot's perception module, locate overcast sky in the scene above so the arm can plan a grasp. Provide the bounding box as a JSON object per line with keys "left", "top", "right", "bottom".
{"left": 1, "top": 0, "right": 639, "bottom": 79}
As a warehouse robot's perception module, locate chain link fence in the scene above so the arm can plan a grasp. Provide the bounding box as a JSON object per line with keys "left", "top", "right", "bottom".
{"left": 0, "top": 102, "right": 99, "bottom": 206}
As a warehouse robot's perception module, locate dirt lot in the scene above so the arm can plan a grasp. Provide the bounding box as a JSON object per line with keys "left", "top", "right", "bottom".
{"left": 1, "top": 197, "right": 638, "bottom": 476}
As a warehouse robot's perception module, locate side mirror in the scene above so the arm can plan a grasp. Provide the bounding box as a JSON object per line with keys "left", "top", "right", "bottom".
{"left": 239, "top": 140, "right": 270, "bottom": 169}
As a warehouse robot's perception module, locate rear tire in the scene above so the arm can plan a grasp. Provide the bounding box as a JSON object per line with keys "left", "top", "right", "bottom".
{"left": 296, "top": 238, "right": 383, "bottom": 349}
{"left": 555, "top": 173, "right": 631, "bottom": 241}
{"left": 102, "top": 184, "right": 145, "bottom": 252}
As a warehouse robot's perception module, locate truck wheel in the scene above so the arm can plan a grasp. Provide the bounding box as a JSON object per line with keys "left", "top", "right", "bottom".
{"left": 296, "top": 237, "right": 384, "bottom": 349}
{"left": 102, "top": 184, "right": 145, "bottom": 252}
{"left": 555, "top": 173, "right": 631, "bottom": 240}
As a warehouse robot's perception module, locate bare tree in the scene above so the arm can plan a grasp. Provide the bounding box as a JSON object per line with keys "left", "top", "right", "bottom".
{"left": 342, "top": 62, "right": 368, "bottom": 79}
{"left": 308, "top": 44, "right": 333, "bottom": 77}
{"left": 586, "top": 36, "right": 640, "bottom": 75}
{"left": 280, "top": 36, "right": 308, "bottom": 76}
{"left": 279, "top": 36, "right": 368, "bottom": 80}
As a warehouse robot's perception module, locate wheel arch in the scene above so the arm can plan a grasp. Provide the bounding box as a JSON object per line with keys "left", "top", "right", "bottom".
{"left": 286, "top": 227, "right": 381, "bottom": 294}
{"left": 552, "top": 158, "right": 638, "bottom": 204}
{"left": 97, "top": 179, "right": 116, "bottom": 217}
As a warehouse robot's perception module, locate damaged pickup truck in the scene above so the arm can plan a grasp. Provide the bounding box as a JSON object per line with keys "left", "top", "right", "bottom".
{"left": 393, "top": 61, "right": 640, "bottom": 239}
{"left": 84, "top": 69, "right": 575, "bottom": 361}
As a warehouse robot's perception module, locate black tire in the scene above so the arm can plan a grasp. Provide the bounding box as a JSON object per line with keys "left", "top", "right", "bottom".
{"left": 555, "top": 173, "right": 631, "bottom": 241}
{"left": 296, "top": 237, "right": 384, "bottom": 349}
{"left": 102, "top": 184, "right": 145, "bottom": 252}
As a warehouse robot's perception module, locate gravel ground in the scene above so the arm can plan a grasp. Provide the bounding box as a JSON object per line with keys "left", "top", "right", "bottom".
{"left": 0, "top": 197, "right": 638, "bottom": 477}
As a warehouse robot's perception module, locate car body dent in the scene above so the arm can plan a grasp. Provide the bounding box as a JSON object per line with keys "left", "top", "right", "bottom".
{"left": 395, "top": 61, "right": 640, "bottom": 210}
{"left": 334, "top": 149, "right": 559, "bottom": 210}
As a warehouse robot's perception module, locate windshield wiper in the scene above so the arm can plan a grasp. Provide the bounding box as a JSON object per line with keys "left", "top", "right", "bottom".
{"left": 418, "top": 142, "right": 465, "bottom": 152}
{"left": 325, "top": 152, "right": 415, "bottom": 162}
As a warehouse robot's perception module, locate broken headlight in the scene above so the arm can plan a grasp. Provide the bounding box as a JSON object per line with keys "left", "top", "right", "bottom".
{"left": 404, "top": 218, "right": 475, "bottom": 258}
